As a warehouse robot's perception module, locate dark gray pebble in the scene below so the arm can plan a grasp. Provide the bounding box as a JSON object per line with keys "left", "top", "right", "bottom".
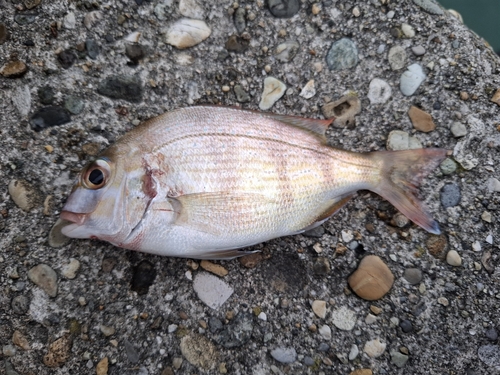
{"left": 326, "top": 38, "right": 359, "bottom": 71}
{"left": 0, "top": 23, "right": 8, "bottom": 44}
{"left": 412, "top": 302, "right": 426, "bottom": 317}
{"left": 125, "top": 43, "right": 146, "bottom": 64}
{"left": 215, "top": 312, "right": 253, "bottom": 348}
{"left": 38, "top": 86, "right": 55, "bottom": 105}
{"left": 303, "top": 225, "right": 325, "bottom": 238}
{"left": 312, "top": 257, "right": 330, "bottom": 275}
{"left": 130, "top": 260, "right": 156, "bottom": 295}
{"left": 225, "top": 35, "right": 249, "bottom": 53}
{"left": 31, "top": 106, "right": 71, "bottom": 131}
{"left": 412, "top": 0, "right": 444, "bottom": 15}
{"left": 85, "top": 39, "right": 99, "bottom": 60}
{"left": 57, "top": 49, "right": 77, "bottom": 69}
{"left": 440, "top": 183, "right": 461, "bottom": 208}
{"left": 268, "top": 0, "right": 300, "bottom": 18}
{"left": 97, "top": 75, "right": 144, "bottom": 103}
{"left": 234, "top": 85, "right": 250, "bottom": 103}
{"left": 303, "top": 356, "right": 315, "bottom": 366}
{"left": 486, "top": 327, "right": 498, "bottom": 341}
{"left": 400, "top": 319, "right": 413, "bottom": 333}
{"left": 14, "top": 12, "right": 38, "bottom": 25}
{"left": 11, "top": 295, "right": 29, "bottom": 314}
{"left": 444, "top": 282, "right": 457, "bottom": 293}
{"left": 234, "top": 7, "right": 246, "bottom": 34}
{"left": 5, "top": 360, "right": 21, "bottom": 375}
{"left": 64, "top": 96, "right": 85, "bottom": 115}
{"left": 318, "top": 343, "right": 330, "bottom": 352}
{"left": 124, "top": 340, "right": 140, "bottom": 363}
{"left": 403, "top": 268, "right": 423, "bottom": 285}
{"left": 209, "top": 317, "right": 223, "bottom": 333}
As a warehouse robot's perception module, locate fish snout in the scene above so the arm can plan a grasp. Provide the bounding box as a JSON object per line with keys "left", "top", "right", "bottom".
{"left": 60, "top": 211, "right": 86, "bottom": 225}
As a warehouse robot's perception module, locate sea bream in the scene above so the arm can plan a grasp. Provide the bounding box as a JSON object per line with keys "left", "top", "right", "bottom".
{"left": 59, "top": 106, "right": 446, "bottom": 259}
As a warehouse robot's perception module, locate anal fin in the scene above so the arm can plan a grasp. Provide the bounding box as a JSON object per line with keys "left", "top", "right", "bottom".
{"left": 298, "top": 194, "right": 354, "bottom": 233}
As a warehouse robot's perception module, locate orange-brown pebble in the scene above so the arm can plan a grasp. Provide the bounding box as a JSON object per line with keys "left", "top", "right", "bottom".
{"left": 460, "top": 91, "right": 469, "bottom": 100}
{"left": 348, "top": 255, "right": 394, "bottom": 301}
{"left": 370, "top": 305, "right": 383, "bottom": 315}
{"left": 408, "top": 106, "right": 436, "bottom": 132}
{"left": 200, "top": 260, "right": 228, "bottom": 277}
{"left": 491, "top": 88, "right": 500, "bottom": 106}
{"left": 238, "top": 252, "right": 263, "bottom": 268}
{"left": 96, "top": 357, "right": 109, "bottom": 375}
{"left": 349, "top": 370, "right": 373, "bottom": 375}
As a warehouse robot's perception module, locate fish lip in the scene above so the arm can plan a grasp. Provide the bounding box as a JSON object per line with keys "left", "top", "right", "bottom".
{"left": 60, "top": 211, "right": 86, "bottom": 225}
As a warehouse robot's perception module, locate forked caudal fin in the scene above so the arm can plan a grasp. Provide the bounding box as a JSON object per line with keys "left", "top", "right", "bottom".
{"left": 370, "top": 148, "right": 448, "bottom": 235}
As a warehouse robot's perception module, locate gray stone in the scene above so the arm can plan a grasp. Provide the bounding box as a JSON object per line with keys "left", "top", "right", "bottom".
{"left": 85, "top": 39, "right": 99, "bottom": 59}
{"left": 275, "top": 41, "right": 299, "bottom": 62}
{"left": 412, "top": 45, "right": 426, "bottom": 56}
{"left": 14, "top": 12, "right": 38, "bottom": 25}
{"left": 0, "top": 23, "right": 8, "bottom": 44}
{"left": 440, "top": 158, "right": 457, "bottom": 175}
{"left": 400, "top": 319, "right": 413, "bottom": 333}
{"left": 234, "top": 85, "right": 250, "bottom": 103}
{"left": 97, "top": 75, "right": 144, "bottom": 103}
{"left": 440, "top": 183, "right": 461, "bottom": 208}
{"left": 388, "top": 45, "right": 406, "bottom": 70}
{"left": 11, "top": 295, "right": 29, "bottom": 315}
{"left": 450, "top": 122, "right": 467, "bottom": 137}
{"left": 31, "top": 106, "right": 71, "bottom": 131}
{"left": 391, "top": 350, "right": 409, "bottom": 368}
{"left": 233, "top": 7, "right": 246, "bottom": 34}
{"left": 63, "top": 12, "right": 76, "bottom": 29}
{"left": 486, "top": 328, "right": 499, "bottom": 341}
{"left": 271, "top": 347, "right": 297, "bottom": 363}
{"left": 215, "top": 313, "right": 253, "bottom": 348}
{"left": 412, "top": 0, "right": 444, "bottom": 15}
{"left": 403, "top": 268, "right": 423, "bottom": 285}
{"left": 400, "top": 63, "right": 426, "bottom": 96}
{"left": 331, "top": 306, "right": 356, "bottom": 331}
{"left": 28, "top": 264, "right": 58, "bottom": 297}
{"left": 478, "top": 345, "right": 500, "bottom": 368}
{"left": 64, "top": 96, "right": 85, "bottom": 115}
{"left": 5, "top": 360, "right": 20, "bottom": 375}
{"left": 268, "top": 0, "right": 300, "bottom": 18}
{"left": 124, "top": 340, "right": 140, "bottom": 363}
{"left": 487, "top": 178, "right": 500, "bottom": 192}
{"left": 38, "top": 86, "right": 55, "bottom": 105}
{"left": 179, "top": 0, "right": 205, "bottom": 19}
{"left": 193, "top": 272, "right": 233, "bottom": 309}
{"left": 303, "top": 356, "right": 314, "bottom": 366}
{"left": 12, "top": 85, "right": 31, "bottom": 117}
{"left": 386, "top": 130, "right": 422, "bottom": 150}
{"left": 326, "top": 38, "right": 359, "bottom": 71}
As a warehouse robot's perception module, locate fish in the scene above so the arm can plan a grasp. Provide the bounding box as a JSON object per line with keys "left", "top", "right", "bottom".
{"left": 59, "top": 106, "right": 447, "bottom": 259}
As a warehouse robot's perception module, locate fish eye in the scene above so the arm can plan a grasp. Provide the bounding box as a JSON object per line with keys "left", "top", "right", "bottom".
{"left": 82, "top": 159, "right": 111, "bottom": 189}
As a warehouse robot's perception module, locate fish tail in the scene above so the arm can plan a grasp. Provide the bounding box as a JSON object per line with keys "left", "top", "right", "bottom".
{"left": 369, "top": 148, "right": 447, "bottom": 234}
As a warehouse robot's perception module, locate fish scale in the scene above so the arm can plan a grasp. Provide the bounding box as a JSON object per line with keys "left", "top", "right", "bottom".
{"left": 58, "top": 106, "right": 447, "bottom": 259}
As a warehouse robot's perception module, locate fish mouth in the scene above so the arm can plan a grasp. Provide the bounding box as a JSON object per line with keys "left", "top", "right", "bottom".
{"left": 60, "top": 211, "right": 86, "bottom": 225}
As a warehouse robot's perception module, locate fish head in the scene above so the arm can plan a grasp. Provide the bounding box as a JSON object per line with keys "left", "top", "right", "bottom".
{"left": 59, "top": 147, "right": 149, "bottom": 244}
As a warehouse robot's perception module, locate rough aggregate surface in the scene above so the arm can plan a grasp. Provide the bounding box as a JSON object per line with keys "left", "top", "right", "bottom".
{"left": 1, "top": 0, "right": 500, "bottom": 374}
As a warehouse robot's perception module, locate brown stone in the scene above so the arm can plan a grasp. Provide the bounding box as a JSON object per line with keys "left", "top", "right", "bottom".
{"left": 348, "top": 255, "right": 394, "bottom": 301}
{"left": 322, "top": 93, "right": 361, "bottom": 128}
{"left": 460, "top": 91, "right": 469, "bottom": 100}
{"left": 0, "top": 23, "right": 8, "bottom": 44}
{"left": 491, "top": 88, "right": 500, "bottom": 106}
{"left": 0, "top": 60, "right": 28, "bottom": 78}
{"left": 96, "top": 357, "right": 108, "bottom": 375}
{"left": 350, "top": 370, "right": 373, "bottom": 375}
{"left": 12, "top": 330, "right": 30, "bottom": 350}
{"left": 43, "top": 335, "right": 72, "bottom": 368}
{"left": 238, "top": 252, "right": 263, "bottom": 268}
{"left": 426, "top": 234, "right": 448, "bottom": 259}
{"left": 408, "top": 106, "right": 436, "bottom": 132}
{"left": 200, "top": 260, "right": 228, "bottom": 277}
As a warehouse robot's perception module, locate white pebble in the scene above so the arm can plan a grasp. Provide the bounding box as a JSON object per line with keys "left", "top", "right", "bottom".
{"left": 401, "top": 23, "right": 415, "bottom": 38}
{"left": 258, "top": 312, "right": 267, "bottom": 321}
{"left": 193, "top": 272, "right": 233, "bottom": 309}
{"left": 486, "top": 235, "right": 493, "bottom": 245}
{"left": 179, "top": 0, "right": 205, "bottom": 19}
{"left": 331, "top": 306, "right": 356, "bottom": 331}
{"left": 319, "top": 325, "right": 332, "bottom": 340}
{"left": 400, "top": 63, "right": 426, "bottom": 96}
{"left": 472, "top": 241, "right": 482, "bottom": 252}
{"left": 164, "top": 19, "right": 211, "bottom": 49}
{"left": 348, "top": 344, "right": 359, "bottom": 360}
{"left": 367, "top": 78, "right": 392, "bottom": 105}
{"left": 299, "top": 79, "right": 316, "bottom": 99}
{"left": 446, "top": 250, "right": 462, "bottom": 267}
{"left": 259, "top": 77, "right": 286, "bottom": 110}
{"left": 63, "top": 12, "right": 76, "bottom": 29}
{"left": 363, "top": 338, "right": 386, "bottom": 358}
{"left": 61, "top": 258, "right": 80, "bottom": 279}
{"left": 341, "top": 230, "right": 354, "bottom": 243}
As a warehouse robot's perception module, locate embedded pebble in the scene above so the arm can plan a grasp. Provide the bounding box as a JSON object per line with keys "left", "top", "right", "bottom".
{"left": 200, "top": 260, "right": 228, "bottom": 277}
{"left": 64, "top": 96, "right": 85, "bottom": 115}
{"left": 321, "top": 94, "right": 361, "bottom": 128}
{"left": 491, "top": 89, "right": 500, "bottom": 106}
{"left": 179, "top": 0, "right": 205, "bottom": 19}
{"left": 478, "top": 345, "right": 500, "bottom": 368}
{"left": 124, "top": 340, "right": 140, "bottom": 363}
{"left": 318, "top": 325, "right": 332, "bottom": 340}
{"left": 180, "top": 334, "right": 218, "bottom": 370}
{"left": 0, "top": 23, "right": 8, "bottom": 44}
{"left": 487, "top": 178, "right": 500, "bottom": 192}
{"left": 486, "top": 328, "right": 499, "bottom": 341}
{"left": 96, "top": 357, "right": 108, "bottom": 375}
{"left": 215, "top": 312, "right": 253, "bottom": 348}
{"left": 268, "top": 0, "right": 300, "bottom": 18}
{"left": 38, "top": 86, "right": 55, "bottom": 105}
{"left": 481, "top": 211, "right": 492, "bottom": 223}
{"left": 365, "top": 314, "right": 377, "bottom": 324}
{"left": 400, "top": 319, "right": 413, "bottom": 333}
{"left": 388, "top": 45, "right": 406, "bottom": 70}
{"left": 312, "top": 257, "right": 331, "bottom": 275}
{"left": 331, "top": 306, "right": 356, "bottom": 331}
{"left": 386, "top": 130, "right": 422, "bottom": 150}
{"left": 130, "top": 260, "right": 156, "bottom": 295}
{"left": 164, "top": 19, "right": 211, "bottom": 49}
{"left": 233, "top": 7, "right": 246, "bottom": 34}
{"left": 57, "top": 49, "right": 76, "bottom": 69}
{"left": 348, "top": 255, "right": 394, "bottom": 301}
{"left": 271, "top": 347, "right": 297, "bottom": 363}
{"left": 61, "top": 258, "right": 80, "bottom": 279}
{"left": 299, "top": 79, "right": 316, "bottom": 99}
{"left": 12, "top": 85, "right": 31, "bottom": 117}
{"left": 63, "top": 12, "right": 76, "bottom": 29}
{"left": 238, "top": 252, "right": 263, "bottom": 268}
{"left": 312, "top": 300, "right": 327, "bottom": 319}
{"left": 440, "top": 158, "right": 457, "bottom": 175}
{"left": 403, "top": 268, "right": 423, "bottom": 285}
{"left": 349, "top": 344, "right": 359, "bottom": 360}
{"left": 413, "top": 0, "right": 444, "bottom": 15}
{"left": 450, "top": 122, "right": 467, "bottom": 137}
{"left": 193, "top": 272, "right": 233, "bottom": 309}
{"left": 31, "top": 106, "right": 71, "bottom": 131}
{"left": 275, "top": 41, "right": 299, "bottom": 62}
{"left": 84, "top": 11, "right": 102, "bottom": 29}
{"left": 97, "top": 75, "right": 144, "bottom": 103}
{"left": 391, "top": 351, "right": 409, "bottom": 368}
{"left": 367, "top": 78, "right": 392, "bottom": 105}
{"left": 43, "top": 335, "right": 71, "bottom": 367}
{"left": 401, "top": 23, "right": 415, "bottom": 38}
{"left": 8, "top": 179, "right": 39, "bottom": 212}
{"left": 3, "top": 345, "right": 16, "bottom": 357}
{"left": 326, "top": 38, "right": 359, "bottom": 71}
{"left": 11, "top": 295, "right": 29, "bottom": 315}
{"left": 28, "top": 264, "right": 58, "bottom": 297}
{"left": 440, "top": 183, "right": 461, "bottom": 208}
{"left": 100, "top": 325, "right": 115, "bottom": 337}
{"left": 408, "top": 106, "right": 436, "bottom": 132}
{"left": 363, "top": 338, "right": 386, "bottom": 358}
{"left": 412, "top": 45, "right": 426, "bottom": 56}
{"left": 234, "top": 85, "right": 250, "bottom": 103}
{"left": 400, "top": 63, "right": 426, "bottom": 96}
{"left": 259, "top": 77, "right": 286, "bottom": 110}
{"left": 154, "top": 0, "right": 172, "bottom": 20}
{"left": 12, "top": 331, "right": 30, "bottom": 350}
{"left": 49, "top": 218, "right": 71, "bottom": 247}
{"left": 446, "top": 250, "right": 462, "bottom": 266}
{"left": 0, "top": 60, "right": 28, "bottom": 78}
{"left": 14, "top": 12, "right": 38, "bottom": 25}
{"left": 85, "top": 39, "right": 99, "bottom": 60}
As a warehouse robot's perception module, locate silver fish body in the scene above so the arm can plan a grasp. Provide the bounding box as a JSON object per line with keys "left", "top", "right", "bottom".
{"left": 60, "top": 106, "right": 446, "bottom": 259}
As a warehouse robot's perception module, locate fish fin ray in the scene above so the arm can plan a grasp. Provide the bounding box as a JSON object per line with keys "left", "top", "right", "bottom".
{"left": 185, "top": 248, "right": 260, "bottom": 260}
{"left": 172, "top": 192, "right": 274, "bottom": 236}
{"left": 370, "top": 148, "right": 448, "bottom": 234}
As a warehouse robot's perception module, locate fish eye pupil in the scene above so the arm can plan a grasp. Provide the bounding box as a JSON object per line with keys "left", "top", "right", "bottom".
{"left": 88, "top": 169, "right": 104, "bottom": 185}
